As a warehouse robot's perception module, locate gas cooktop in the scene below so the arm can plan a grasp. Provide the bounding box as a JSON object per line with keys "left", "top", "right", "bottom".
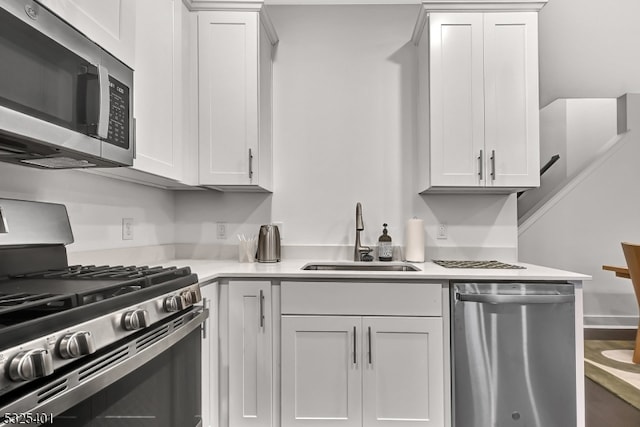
{"left": 3, "top": 264, "right": 191, "bottom": 309}
{"left": 0, "top": 264, "right": 198, "bottom": 347}
{"left": 0, "top": 198, "right": 204, "bottom": 415}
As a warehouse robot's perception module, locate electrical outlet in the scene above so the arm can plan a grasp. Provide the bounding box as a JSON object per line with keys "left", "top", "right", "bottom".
{"left": 122, "top": 218, "right": 134, "bottom": 240}
{"left": 437, "top": 223, "right": 448, "bottom": 240}
{"left": 216, "top": 222, "right": 227, "bottom": 240}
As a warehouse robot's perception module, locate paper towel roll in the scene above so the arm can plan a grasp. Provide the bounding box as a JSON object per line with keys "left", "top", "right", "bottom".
{"left": 405, "top": 218, "right": 425, "bottom": 262}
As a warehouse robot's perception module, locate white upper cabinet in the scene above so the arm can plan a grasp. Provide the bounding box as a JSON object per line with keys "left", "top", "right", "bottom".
{"left": 427, "top": 13, "right": 485, "bottom": 189}
{"left": 197, "top": 9, "right": 277, "bottom": 192}
{"left": 36, "top": 0, "right": 135, "bottom": 68}
{"left": 483, "top": 13, "right": 540, "bottom": 188}
{"left": 414, "top": 1, "right": 544, "bottom": 193}
{"left": 88, "top": 0, "right": 199, "bottom": 189}
{"left": 132, "top": 0, "right": 185, "bottom": 182}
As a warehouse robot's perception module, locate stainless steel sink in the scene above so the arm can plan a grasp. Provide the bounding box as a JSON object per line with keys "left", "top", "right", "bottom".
{"left": 301, "top": 262, "right": 421, "bottom": 272}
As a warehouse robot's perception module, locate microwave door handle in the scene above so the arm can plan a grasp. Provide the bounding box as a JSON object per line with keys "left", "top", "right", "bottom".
{"left": 97, "top": 65, "right": 110, "bottom": 139}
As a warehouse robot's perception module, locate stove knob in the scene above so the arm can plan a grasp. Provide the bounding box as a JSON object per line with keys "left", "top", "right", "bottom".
{"left": 8, "top": 349, "right": 54, "bottom": 382}
{"left": 180, "top": 290, "right": 194, "bottom": 307}
{"left": 58, "top": 331, "right": 96, "bottom": 359}
{"left": 189, "top": 288, "right": 202, "bottom": 304}
{"left": 122, "top": 309, "right": 150, "bottom": 330}
{"left": 164, "top": 295, "right": 184, "bottom": 313}
{"left": 180, "top": 289, "right": 202, "bottom": 307}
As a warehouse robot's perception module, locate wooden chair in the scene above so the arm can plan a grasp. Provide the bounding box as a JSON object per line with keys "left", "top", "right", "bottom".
{"left": 621, "top": 242, "right": 640, "bottom": 364}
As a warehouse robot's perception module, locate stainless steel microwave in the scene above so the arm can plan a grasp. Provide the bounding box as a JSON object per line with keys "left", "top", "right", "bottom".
{"left": 0, "top": 0, "right": 134, "bottom": 169}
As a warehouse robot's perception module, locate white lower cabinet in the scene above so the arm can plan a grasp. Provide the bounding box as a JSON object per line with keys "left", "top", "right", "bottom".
{"left": 281, "top": 316, "right": 444, "bottom": 427}
{"left": 228, "top": 282, "right": 273, "bottom": 427}
{"left": 362, "top": 317, "right": 444, "bottom": 427}
{"left": 282, "top": 316, "right": 362, "bottom": 427}
{"left": 200, "top": 283, "right": 218, "bottom": 427}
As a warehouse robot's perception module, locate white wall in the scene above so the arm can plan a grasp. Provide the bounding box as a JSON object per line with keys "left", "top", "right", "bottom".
{"left": 518, "top": 99, "right": 617, "bottom": 220}
{"left": 539, "top": 0, "right": 640, "bottom": 107}
{"left": 0, "top": 163, "right": 176, "bottom": 253}
{"left": 175, "top": 5, "right": 518, "bottom": 261}
{"left": 565, "top": 99, "right": 617, "bottom": 176}
{"left": 519, "top": 94, "right": 640, "bottom": 326}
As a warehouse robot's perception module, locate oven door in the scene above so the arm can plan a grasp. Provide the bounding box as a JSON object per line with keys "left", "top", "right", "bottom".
{"left": 0, "top": 307, "right": 206, "bottom": 427}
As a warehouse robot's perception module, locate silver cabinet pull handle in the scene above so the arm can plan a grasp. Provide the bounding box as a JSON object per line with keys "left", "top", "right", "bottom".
{"left": 249, "top": 148, "right": 254, "bottom": 180}
{"left": 478, "top": 149, "right": 484, "bottom": 181}
{"left": 457, "top": 293, "right": 574, "bottom": 305}
{"left": 259, "top": 290, "right": 264, "bottom": 328}
{"left": 490, "top": 150, "right": 496, "bottom": 181}
{"left": 368, "top": 326, "right": 372, "bottom": 365}
{"left": 201, "top": 297, "right": 208, "bottom": 339}
{"left": 353, "top": 326, "right": 357, "bottom": 365}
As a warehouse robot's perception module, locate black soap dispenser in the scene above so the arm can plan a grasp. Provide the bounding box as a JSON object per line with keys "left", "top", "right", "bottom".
{"left": 378, "top": 223, "right": 393, "bottom": 261}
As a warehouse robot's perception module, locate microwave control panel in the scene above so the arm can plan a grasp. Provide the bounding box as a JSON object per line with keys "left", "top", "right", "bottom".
{"left": 106, "top": 77, "right": 130, "bottom": 149}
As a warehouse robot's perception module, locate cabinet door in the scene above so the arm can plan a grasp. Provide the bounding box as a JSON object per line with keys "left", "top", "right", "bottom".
{"left": 257, "top": 20, "right": 274, "bottom": 191}
{"left": 281, "top": 316, "right": 362, "bottom": 427}
{"left": 133, "top": 0, "right": 183, "bottom": 181}
{"left": 429, "top": 13, "right": 485, "bottom": 187}
{"left": 198, "top": 11, "right": 259, "bottom": 186}
{"left": 483, "top": 12, "right": 540, "bottom": 188}
{"left": 362, "top": 317, "right": 444, "bottom": 427}
{"left": 229, "top": 282, "right": 272, "bottom": 427}
{"left": 201, "top": 284, "right": 218, "bottom": 427}
{"left": 37, "top": 0, "right": 135, "bottom": 67}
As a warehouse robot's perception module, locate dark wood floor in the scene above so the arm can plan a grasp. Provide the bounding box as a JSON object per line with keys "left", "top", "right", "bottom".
{"left": 585, "top": 378, "right": 640, "bottom": 427}
{"left": 584, "top": 328, "right": 640, "bottom": 427}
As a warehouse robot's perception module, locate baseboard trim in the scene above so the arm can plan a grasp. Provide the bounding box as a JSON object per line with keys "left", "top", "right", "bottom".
{"left": 584, "top": 315, "right": 639, "bottom": 329}
{"left": 584, "top": 328, "right": 637, "bottom": 340}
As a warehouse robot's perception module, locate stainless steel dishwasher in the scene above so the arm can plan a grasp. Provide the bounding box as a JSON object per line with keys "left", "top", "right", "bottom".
{"left": 452, "top": 282, "right": 576, "bottom": 427}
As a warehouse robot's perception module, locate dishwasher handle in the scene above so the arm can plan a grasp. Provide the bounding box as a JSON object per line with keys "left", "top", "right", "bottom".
{"left": 456, "top": 293, "right": 574, "bottom": 305}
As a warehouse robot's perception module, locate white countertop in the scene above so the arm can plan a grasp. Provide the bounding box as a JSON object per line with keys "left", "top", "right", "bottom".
{"left": 158, "top": 259, "right": 591, "bottom": 284}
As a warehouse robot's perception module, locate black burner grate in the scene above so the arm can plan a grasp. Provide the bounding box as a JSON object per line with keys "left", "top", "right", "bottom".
{"left": 0, "top": 292, "right": 56, "bottom": 307}
{"left": 14, "top": 265, "right": 179, "bottom": 280}
{"left": 0, "top": 292, "right": 76, "bottom": 326}
{"left": 0, "top": 265, "right": 192, "bottom": 326}
{"left": 0, "top": 293, "right": 75, "bottom": 310}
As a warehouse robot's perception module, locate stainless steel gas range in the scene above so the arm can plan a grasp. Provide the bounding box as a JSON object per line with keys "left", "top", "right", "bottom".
{"left": 0, "top": 198, "right": 206, "bottom": 426}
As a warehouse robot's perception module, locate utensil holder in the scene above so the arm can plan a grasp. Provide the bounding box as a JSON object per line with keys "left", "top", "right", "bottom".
{"left": 238, "top": 238, "right": 258, "bottom": 263}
